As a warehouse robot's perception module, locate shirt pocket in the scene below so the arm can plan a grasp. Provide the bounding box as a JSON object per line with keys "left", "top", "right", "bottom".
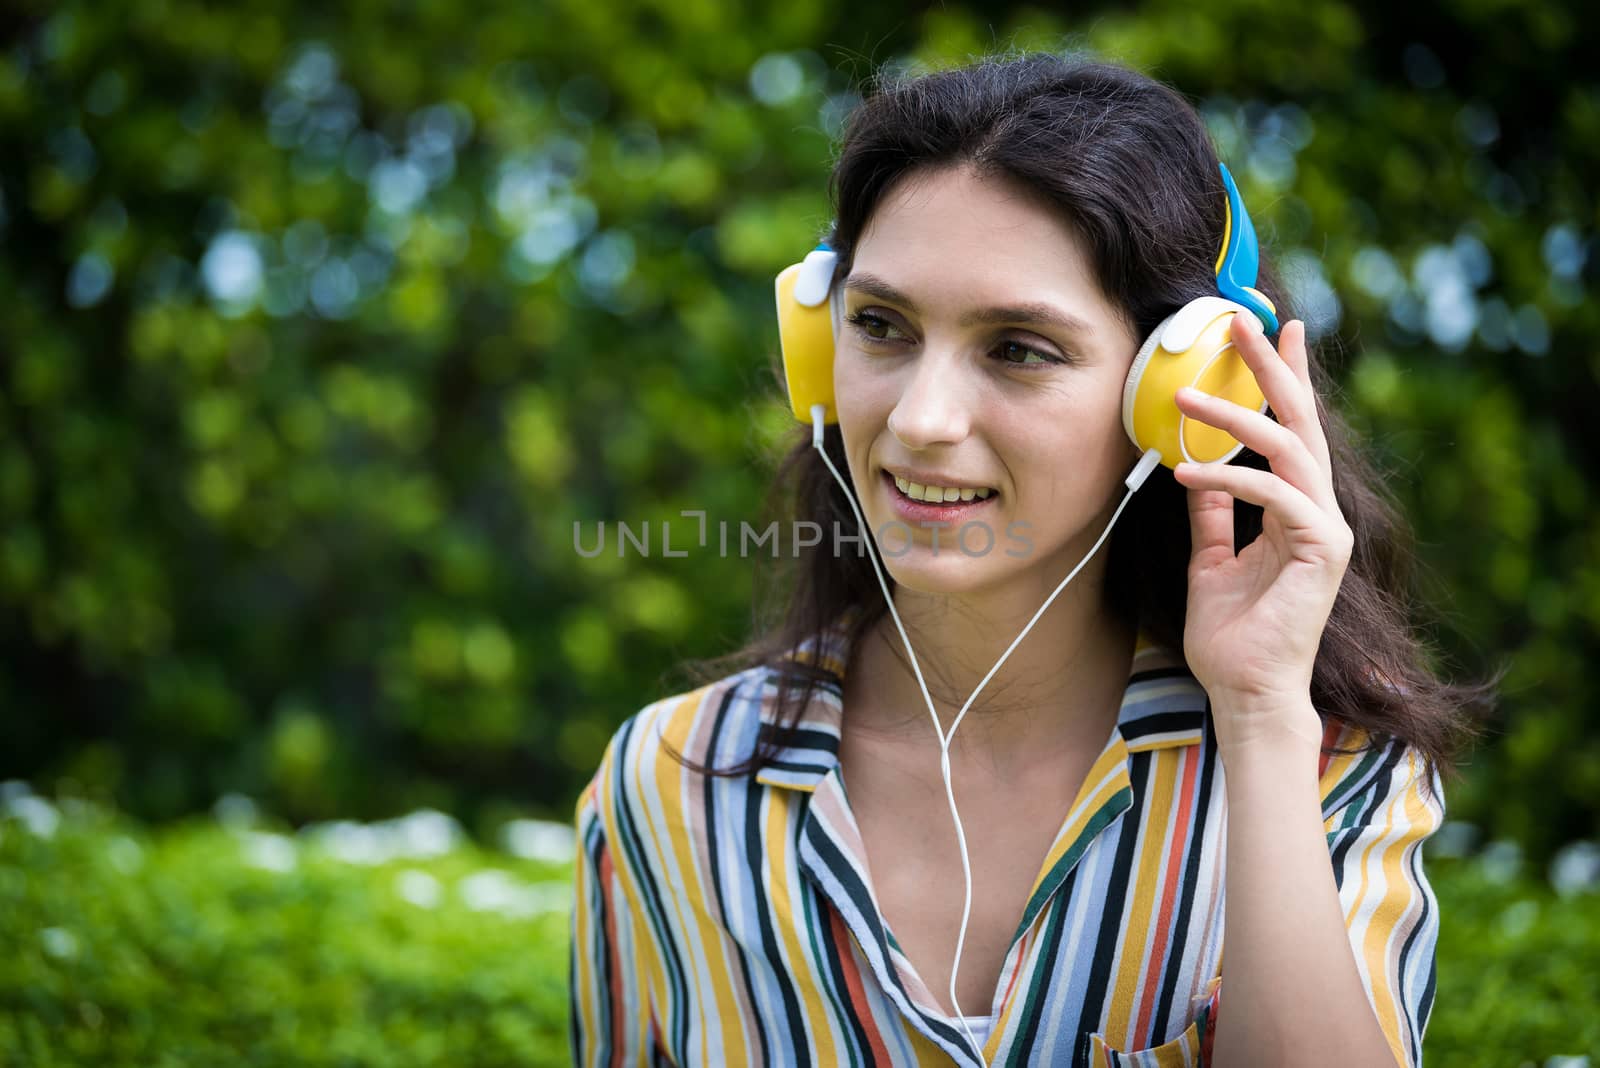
{"left": 1078, "top": 976, "right": 1220, "bottom": 1067}
{"left": 1079, "top": 1017, "right": 1202, "bottom": 1067}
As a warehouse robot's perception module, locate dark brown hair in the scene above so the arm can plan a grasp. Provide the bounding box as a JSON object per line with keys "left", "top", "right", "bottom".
{"left": 667, "top": 51, "right": 1495, "bottom": 792}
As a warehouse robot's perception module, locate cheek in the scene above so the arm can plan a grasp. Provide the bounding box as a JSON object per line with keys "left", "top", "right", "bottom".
{"left": 1059, "top": 371, "right": 1136, "bottom": 450}
{"left": 1008, "top": 391, "right": 1135, "bottom": 498}
{"left": 832, "top": 355, "right": 889, "bottom": 448}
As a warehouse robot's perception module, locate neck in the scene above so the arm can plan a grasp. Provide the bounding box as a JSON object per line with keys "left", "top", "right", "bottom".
{"left": 844, "top": 553, "right": 1138, "bottom": 771}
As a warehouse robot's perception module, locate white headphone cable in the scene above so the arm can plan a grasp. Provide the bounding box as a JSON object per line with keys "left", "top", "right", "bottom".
{"left": 809, "top": 405, "right": 1160, "bottom": 1066}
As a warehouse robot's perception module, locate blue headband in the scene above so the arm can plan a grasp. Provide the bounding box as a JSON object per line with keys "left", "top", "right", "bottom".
{"left": 1214, "top": 162, "right": 1279, "bottom": 334}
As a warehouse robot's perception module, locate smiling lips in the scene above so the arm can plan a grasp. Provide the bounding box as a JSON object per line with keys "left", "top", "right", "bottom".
{"left": 892, "top": 475, "right": 995, "bottom": 503}
{"left": 881, "top": 470, "right": 999, "bottom": 519}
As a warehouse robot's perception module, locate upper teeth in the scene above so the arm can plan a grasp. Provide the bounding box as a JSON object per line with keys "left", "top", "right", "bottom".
{"left": 894, "top": 476, "right": 994, "bottom": 503}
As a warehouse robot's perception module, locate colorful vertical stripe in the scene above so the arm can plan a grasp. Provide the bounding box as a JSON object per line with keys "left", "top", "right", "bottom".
{"left": 570, "top": 620, "right": 1444, "bottom": 1066}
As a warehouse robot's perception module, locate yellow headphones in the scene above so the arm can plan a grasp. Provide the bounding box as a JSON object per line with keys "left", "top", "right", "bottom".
{"left": 774, "top": 163, "right": 1279, "bottom": 469}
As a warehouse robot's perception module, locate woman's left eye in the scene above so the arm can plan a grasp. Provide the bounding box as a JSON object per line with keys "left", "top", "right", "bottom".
{"left": 995, "top": 340, "right": 1059, "bottom": 366}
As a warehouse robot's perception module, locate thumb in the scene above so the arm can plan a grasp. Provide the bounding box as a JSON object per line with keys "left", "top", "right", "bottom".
{"left": 1187, "top": 486, "right": 1235, "bottom": 568}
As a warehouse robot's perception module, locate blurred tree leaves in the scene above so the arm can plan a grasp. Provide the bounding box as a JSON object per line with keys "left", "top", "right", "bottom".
{"left": 0, "top": 0, "right": 1595, "bottom": 862}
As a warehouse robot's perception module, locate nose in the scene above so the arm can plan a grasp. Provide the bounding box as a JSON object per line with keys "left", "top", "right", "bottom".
{"left": 886, "top": 350, "right": 973, "bottom": 450}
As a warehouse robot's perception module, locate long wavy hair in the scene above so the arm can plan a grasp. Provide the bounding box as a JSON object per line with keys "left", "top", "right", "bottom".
{"left": 667, "top": 52, "right": 1495, "bottom": 791}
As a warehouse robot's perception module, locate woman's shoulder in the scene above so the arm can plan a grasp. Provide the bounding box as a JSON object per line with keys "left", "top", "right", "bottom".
{"left": 576, "top": 661, "right": 777, "bottom": 824}
{"left": 1314, "top": 718, "right": 1443, "bottom": 824}
{"left": 581, "top": 618, "right": 855, "bottom": 806}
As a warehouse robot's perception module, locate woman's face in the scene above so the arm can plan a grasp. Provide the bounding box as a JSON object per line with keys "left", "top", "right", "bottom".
{"left": 834, "top": 163, "right": 1144, "bottom": 601}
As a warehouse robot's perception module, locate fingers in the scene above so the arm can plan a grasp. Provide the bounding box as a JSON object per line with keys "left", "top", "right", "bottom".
{"left": 1229, "top": 315, "right": 1332, "bottom": 473}
{"left": 1186, "top": 485, "right": 1235, "bottom": 568}
{"left": 1174, "top": 386, "right": 1335, "bottom": 511}
{"left": 1174, "top": 462, "right": 1348, "bottom": 559}
{"left": 1276, "top": 318, "right": 1314, "bottom": 394}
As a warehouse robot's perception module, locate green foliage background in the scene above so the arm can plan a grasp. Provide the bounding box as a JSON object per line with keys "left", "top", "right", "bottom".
{"left": 1, "top": 0, "right": 1597, "bottom": 1027}
{"left": 3, "top": 0, "right": 1598, "bottom": 1063}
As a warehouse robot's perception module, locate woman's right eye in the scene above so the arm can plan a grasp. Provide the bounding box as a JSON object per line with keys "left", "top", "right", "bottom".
{"left": 844, "top": 310, "right": 905, "bottom": 343}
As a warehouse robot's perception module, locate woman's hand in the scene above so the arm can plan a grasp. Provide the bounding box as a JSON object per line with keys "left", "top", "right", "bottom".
{"left": 1170, "top": 314, "right": 1352, "bottom": 753}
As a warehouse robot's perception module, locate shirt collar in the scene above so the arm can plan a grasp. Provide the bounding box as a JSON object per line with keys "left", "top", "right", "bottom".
{"left": 752, "top": 611, "right": 1210, "bottom": 793}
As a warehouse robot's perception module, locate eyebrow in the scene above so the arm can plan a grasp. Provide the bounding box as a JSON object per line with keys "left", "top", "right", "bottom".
{"left": 842, "top": 270, "right": 1096, "bottom": 337}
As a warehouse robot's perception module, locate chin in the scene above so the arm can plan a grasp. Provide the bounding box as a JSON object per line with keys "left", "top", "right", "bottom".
{"left": 879, "top": 547, "right": 1013, "bottom": 598}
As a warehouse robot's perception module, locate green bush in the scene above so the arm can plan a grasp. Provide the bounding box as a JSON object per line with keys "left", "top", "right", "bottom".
{"left": 0, "top": 790, "right": 572, "bottom": 1067}
{"left": 3, "top": 791, "right": 1597, "bottom": 1065}
{"left": 1428, "top": 851, "right": 1600, "bottom": 1065}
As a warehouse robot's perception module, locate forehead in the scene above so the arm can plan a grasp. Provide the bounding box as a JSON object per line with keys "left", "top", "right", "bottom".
{"left": 849, "top": 164, "right": 1119, "bottom": 328}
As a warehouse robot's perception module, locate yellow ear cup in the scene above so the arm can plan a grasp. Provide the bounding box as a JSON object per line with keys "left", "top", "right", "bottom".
{"left": 775, "top": 261, "right": 838, "bottom": 423}
{"left": 1122, "top": 297, "right": 1267, "bottom": 468}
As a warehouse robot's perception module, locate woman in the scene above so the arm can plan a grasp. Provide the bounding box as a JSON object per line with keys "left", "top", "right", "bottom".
{"left": 570, "top": 53, "right": 1487, "bottom": 1067}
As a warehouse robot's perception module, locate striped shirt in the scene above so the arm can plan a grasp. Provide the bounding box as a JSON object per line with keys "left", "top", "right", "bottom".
{"left": 569, "top": 619, "right": 1443, "bottom": 1067}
